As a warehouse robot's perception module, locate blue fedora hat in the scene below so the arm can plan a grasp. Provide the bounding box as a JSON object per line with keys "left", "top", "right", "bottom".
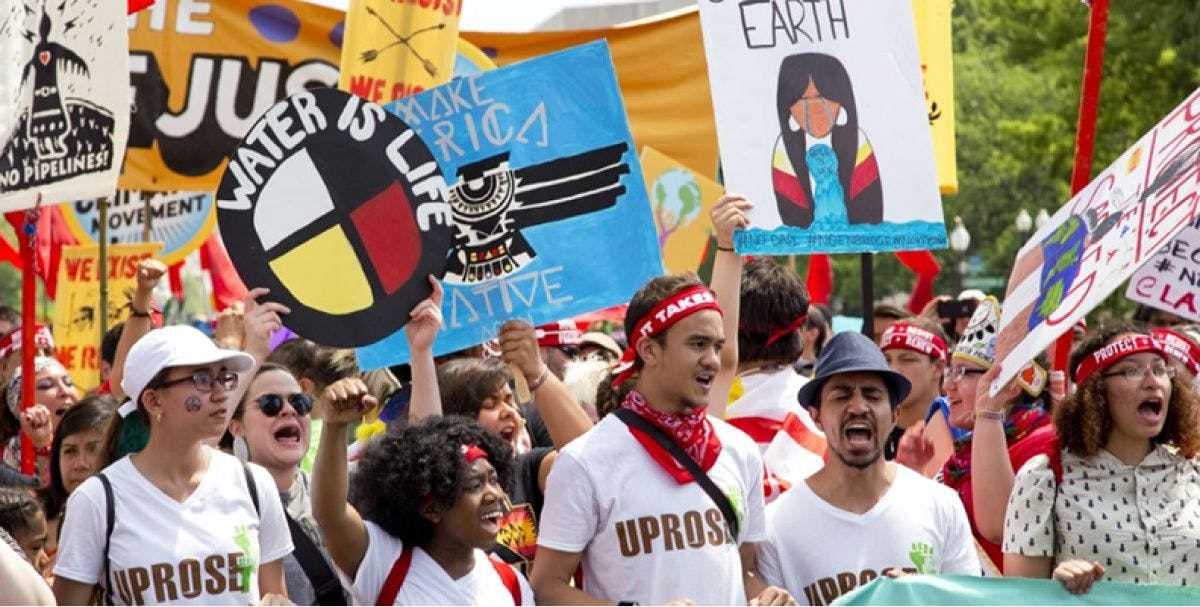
{"left": 796, "top": 331, "right": 911, "bottom": 408}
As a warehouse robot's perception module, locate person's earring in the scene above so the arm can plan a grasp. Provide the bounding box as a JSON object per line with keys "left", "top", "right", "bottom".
{"left": 788, "top": 114, "right": 801, "bottom": 132}
{"left": 233, "top": 436, "right": 250, "bottom": 462}
{"left": 835, "top": 106, "right": 848, "bottom": 126}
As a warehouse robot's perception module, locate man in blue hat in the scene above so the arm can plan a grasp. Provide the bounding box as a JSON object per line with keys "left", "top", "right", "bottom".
{"left": 757, "top": 331, "right": 980, "bottom": 605}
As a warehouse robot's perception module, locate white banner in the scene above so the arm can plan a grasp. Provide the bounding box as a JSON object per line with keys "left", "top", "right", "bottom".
{"left": 0, "top": 1, "right": 129, "bottom": 211}
{"left": 1126, "top": 216, "right": 1200, "bottom": 322}
{"left": 993, "top": 87, "right": 1200, "bottom": 394}
{"left": 696, "top": 0, "right": 945, "bottom": 255}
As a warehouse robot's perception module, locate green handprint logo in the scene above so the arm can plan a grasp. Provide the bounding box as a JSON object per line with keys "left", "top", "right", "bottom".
{"left": 908, "top": 542, "right": 936, "bottom": 574}
{"left": 232, "top": 524, "right": 259, "bottom": 591}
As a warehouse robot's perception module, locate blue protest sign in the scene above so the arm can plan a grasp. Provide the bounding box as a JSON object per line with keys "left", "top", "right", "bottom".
{"left": 357, "top": 40, "right": 661, "bottom": 368}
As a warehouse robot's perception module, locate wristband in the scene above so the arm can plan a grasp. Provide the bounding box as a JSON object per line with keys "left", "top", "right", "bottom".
{"left": 716, "top": 245, "right": 736, "bottom": 252}
{"left": 129, "top": 305, "right": 152, "bottom": 318}
{"left": 617, "top": 602, "right": 640, "bottom": 606}
{"left": 975, "top": 410, "right": 1005, "bottom": 422}
{"left": 528, "top": 366, "right": 550, "bottom": 392}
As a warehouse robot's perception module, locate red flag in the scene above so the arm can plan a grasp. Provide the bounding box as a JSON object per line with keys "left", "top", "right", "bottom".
{"left": 200, "top": 232, "right": 247, "bottom": 311}
{"left": 127, "top": 0, "right": 154, "bottom": 14}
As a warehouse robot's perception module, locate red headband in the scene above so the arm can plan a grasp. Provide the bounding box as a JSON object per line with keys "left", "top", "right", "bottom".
{"left": 462, "top": 444, "right": 488, "bottom": 463}
{"left": 612, "top": 286, "right": 722, "bottom": 387}
{"left": 0, "top": 325, "right": 53, "bottom": 358}
{"left": 880, "top": 322, "right": 948, "bottom": 361}
{"left": 1074, "top": 335, "right": 1168, "bottom": 385}
{"left": 1151, "top": 328, "right": 1200, "bottom": 377}
{"left": 740, "top": 315, "right": 809, "bottom": 347}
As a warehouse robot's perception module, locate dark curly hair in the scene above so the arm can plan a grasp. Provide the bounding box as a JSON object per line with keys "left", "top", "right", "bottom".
{"left": 624, "top": 273, "right": 709, "bottom": 371}
{"left": 0, "top": 488, "right": 42, "bottom": 540}
{"left": 351, "top": 416, "right": 514, "bottom": 547}
{"left": 595, "top": 369, "right": 637, "bottom": 420}
{"left": 436, "top": 358, "right": 512, "bottom": 420}
{"left": 738, "top": 257, "right": 809, "bottom": 365}
{"left": 1058, "top": 322, "right": 1200, "bottom": 458}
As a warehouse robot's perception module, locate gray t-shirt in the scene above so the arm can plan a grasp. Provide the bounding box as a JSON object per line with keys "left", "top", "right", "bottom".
{"left": 282, "top": 470, "right": 350, "bottom": 605}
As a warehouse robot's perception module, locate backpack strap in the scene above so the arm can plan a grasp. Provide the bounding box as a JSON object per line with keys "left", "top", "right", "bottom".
{"left": 376, "top": 545, "right": 414, "bottom": 606}
{"left": 488, "top": 558, "right": 522, "bottom": 605}
{"left": 241, "top": 462, "right": 260, "bottom": 515}
{"left": 613, "top": 409, "right": 740, "bottom": 540}
{"left": 285, "top": 514, "right": 345, "bottom": 605}
{"left": 99, "top": 472, "right": 115, "bottom": 606}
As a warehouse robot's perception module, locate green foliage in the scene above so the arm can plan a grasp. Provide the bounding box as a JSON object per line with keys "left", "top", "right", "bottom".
{"left": 824, "top": 1, "right": 1200, "bottom": 322}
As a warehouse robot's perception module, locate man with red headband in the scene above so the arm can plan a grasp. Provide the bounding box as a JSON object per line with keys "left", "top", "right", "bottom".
{"left": 531, "top": 274, "right": 792, "bottom": 605}
{"left": 724, "top": 257, "right": 825, "bottom": 501}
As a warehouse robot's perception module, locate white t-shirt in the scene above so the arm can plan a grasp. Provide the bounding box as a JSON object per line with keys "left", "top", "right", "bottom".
{"left": 55, "top": 448, "right": 293, "bottom": 606}
{"left": 537, "top": 414, "right": 766, "bottom": 605}
{"left": 758, "top": 464, "right": 979, "bottom": 606}
{"left": 348, "top": 520, "right": 533, "bottom": 606}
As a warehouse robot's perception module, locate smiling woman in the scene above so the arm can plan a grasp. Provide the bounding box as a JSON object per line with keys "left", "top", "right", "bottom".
{"left": 1002, "top": 323, "right": 1200, "bottom": 592}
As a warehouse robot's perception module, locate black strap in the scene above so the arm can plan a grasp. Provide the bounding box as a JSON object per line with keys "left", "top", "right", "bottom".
{"left": 285, "top": 514, "right": 345, "bottom": 605}
{"left": 241, "top": 462, "right": 260, "bottom": 515}
{"left": 99, "top": 473, "right": 114, "bottom": 606}
{"left": 613, "top": 409, "right": 739, "bottom": 541}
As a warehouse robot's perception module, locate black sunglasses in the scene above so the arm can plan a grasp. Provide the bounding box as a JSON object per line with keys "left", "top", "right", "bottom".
{"left": 254, "top": 393, "right": 314, "bottom": 417}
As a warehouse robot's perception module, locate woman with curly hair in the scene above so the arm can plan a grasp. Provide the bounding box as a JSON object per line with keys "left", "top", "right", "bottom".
{"left": 1003, "top": 323, "right": 1200, "bottom": 592}
{"left": 312, "top": 380, "right": 530, "bottom": 605}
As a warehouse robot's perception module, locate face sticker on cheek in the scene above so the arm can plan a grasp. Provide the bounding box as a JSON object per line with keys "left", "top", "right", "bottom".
{"left": 184, "top": 395, "right": 203, "bottom": 413}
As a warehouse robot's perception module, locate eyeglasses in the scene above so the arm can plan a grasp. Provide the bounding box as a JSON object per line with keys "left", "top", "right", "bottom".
{"left": 254, "top": 393, "right": 314, "bottom": 417}
{"left": 1101, "top": 364, "right": 1175, "bottom": 382}
{"left": 155, "top": 371, "right": 239, "bottom": 393}
{"left": 943, "top": 367, "right": 986, "bottom": 384}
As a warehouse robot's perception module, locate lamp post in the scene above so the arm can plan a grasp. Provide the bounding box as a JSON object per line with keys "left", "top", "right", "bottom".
{"left": 949, "top": 215, "right": 971, "bottom": 295}
{"left": 1015, "top": 208, "right": 1033, "bottom": 234}
{"left": 1035, "top": 208, "right": 1051, "bottom": 230}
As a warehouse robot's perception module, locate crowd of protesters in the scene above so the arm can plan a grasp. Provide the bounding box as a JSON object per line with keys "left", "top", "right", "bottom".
{"left": 0, "top": 196, "right": 1198, "bottom": 606}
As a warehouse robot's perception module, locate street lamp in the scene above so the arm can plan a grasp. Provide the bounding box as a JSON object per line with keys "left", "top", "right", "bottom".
{"left": 1014, "top": 208, "right": 1032, "bottom": 234}
{"left": 949, "top": 215, "right": 971, "bottom": 295}
{"left": 1035, "top": 209, "right": 1051, "bottom": 230}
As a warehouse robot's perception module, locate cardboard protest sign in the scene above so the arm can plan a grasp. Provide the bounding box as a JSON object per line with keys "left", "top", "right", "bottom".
{"left": 0, "top": 2, "right": 129, "bottom": 211}
{"left": 216, "top": 87, "right": 455, "bottom": 348}
{"left": 62, "top": 191, "right": 216, "bottom": 266}
{"left": 338, "top": 0, "right": 461, "bottom": 103}
{"left": 992, "top": 87, "right": 1200, "bottom": 394}
{"left": 913, "top": 0, "right": 957, "bottom": 195}
{"left": 124, "top": 0, "right": 343, "bottom": 192}
{"left": 1126, "top": 216, "right": 1200, "bottom": 321}
{"left": 53, "top": 243, "right": 162, "bottom": 391}
{"left": 696, "top": 0, "right": 946, "bottom": 255}
{"left": 357, "top": 40, "right": 662, "bottom": 368}
{"left": 640, "top": 146, "right": 724, "bottom": 274}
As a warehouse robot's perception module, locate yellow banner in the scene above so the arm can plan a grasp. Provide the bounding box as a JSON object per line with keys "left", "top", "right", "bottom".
{"left": 640, "top": 147, "right": 724, "bottom": 274}
{"left": 122, "top": 1, "right": 343, "bottom": 192}
{"left": 52, "top": 243, "right": 163, "bottom": 391}
{"left": 463, "top": 9, "right": 720, "bottom": 185}
{"left": 338, "top": 0, "right": 461, "bottom": 102}
{"left": 913, "top": 0, "right": 958, "bottom": 195}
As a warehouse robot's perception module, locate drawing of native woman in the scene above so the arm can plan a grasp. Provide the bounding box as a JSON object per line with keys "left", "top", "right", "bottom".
{"left": 772, "top": 53, "right": 883, "bottom": 229}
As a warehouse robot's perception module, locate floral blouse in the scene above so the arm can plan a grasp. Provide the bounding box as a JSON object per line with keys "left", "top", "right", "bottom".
{"left": 1003, "top": 445, "right": 1200, "bottom": 585}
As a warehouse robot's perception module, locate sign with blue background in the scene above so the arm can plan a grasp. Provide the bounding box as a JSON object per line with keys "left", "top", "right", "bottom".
{"left": 357, "top": 40, "right": 662, "bottom": 368}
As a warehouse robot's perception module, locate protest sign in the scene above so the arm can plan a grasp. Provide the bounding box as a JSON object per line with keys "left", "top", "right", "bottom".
{"left": 1125, "top": 215, "right": 1200, "bottom": 321}
{"left": 696, "top": 0, "right": 946, "bottom": 255}
{"left": 123, "top": 0, "right": 343, "bottom": 191}
{"left": 913, "top": 0, "right": 957, "bottom": 195}
{"left": 52, "top": 243, "right": 162, "bottom": 390}
{"left": 0, "top": 1, "right": 128, "bottom": 211}
{"left": 357, "top": 40, "right": 662, "bottom": 368}
{"left": 216, "top": 87, "right": 455, "bottom": 348}
{"left": 338, "top": 0, "right": 460, "bottom": 103}
{"left": 62, "top": 190, "right": 216, "bottom": 266}
{"left": 835, "top": 574, "right": 1200, "bottom": 606}
{"left": 993, "top": 87, "right": 1200, "bottom": 394}
{"left": 640, "top": 146, "right": 724, "bottom": 274}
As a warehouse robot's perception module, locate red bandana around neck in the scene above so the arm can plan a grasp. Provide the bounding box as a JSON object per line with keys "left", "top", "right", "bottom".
{"left": 621, "top": 390, "right": 721, "bottom": 484}
{"left": 612, "top": 285, "right": 722, "bottom": 387}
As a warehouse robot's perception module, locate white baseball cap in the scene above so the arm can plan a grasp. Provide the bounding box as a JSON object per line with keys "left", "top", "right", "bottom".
{"left": 122, "top": 325, "right": 256, "bottom": 406}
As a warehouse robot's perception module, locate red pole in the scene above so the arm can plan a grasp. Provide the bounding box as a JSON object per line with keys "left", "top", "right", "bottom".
{"left": 18, "top": 209, "right": 37, "bottom": 475}
{"left": 1054, "top": 0, "right": 1109, "bottom": 378}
